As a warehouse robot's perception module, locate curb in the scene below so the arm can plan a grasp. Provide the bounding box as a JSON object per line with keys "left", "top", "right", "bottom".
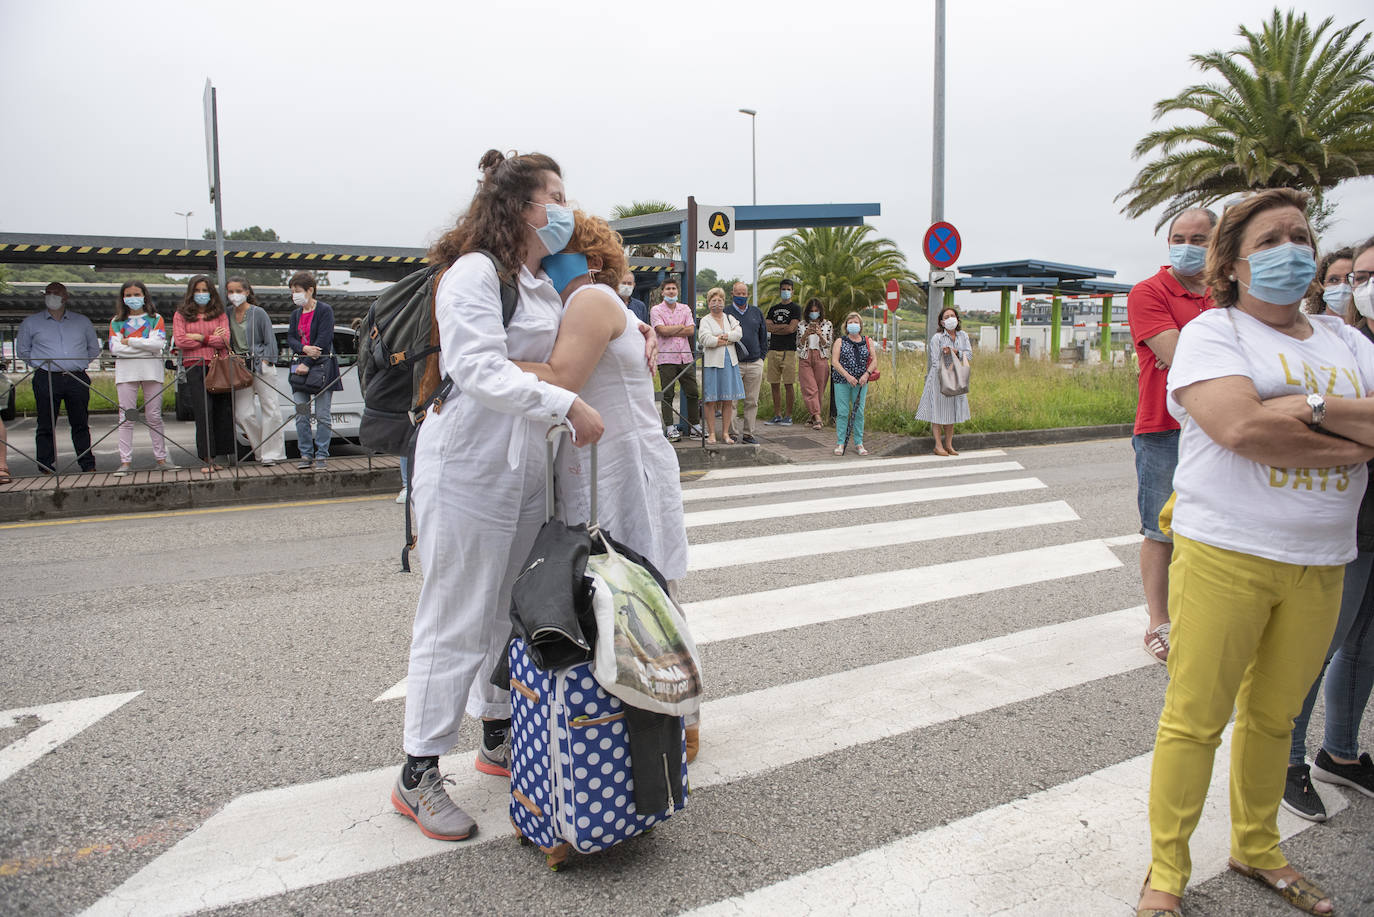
{"left": 881, "top": 423, "right": 1134, "bottom": 457}
{"left": 1, "top": 467, "right": 401, "bottom": 523}
{"left": 673, "top": 442, "right": 792, "bottom": 472}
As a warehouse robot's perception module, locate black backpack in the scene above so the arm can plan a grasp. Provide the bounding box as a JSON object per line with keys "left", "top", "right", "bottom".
{"left": 358, "top": 251, "right": 518, "bottom": 455}
{"left": 356, "top": 251, "right": 518, "bottom": 571}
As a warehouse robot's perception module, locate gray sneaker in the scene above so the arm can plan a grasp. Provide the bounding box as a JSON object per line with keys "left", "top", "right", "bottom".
{"left": 475, "top": 737, "right": 510, "bottom": 777}
{"left": 313, "top": 459, "right": 328, "bottom": 471}
{"left": 391, "top": 766, "right": 477, "bottom": 841}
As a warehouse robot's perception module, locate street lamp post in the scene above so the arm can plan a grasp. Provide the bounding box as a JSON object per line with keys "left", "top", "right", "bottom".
{"left": 738, "top": 108, "right": 757, "bottom": 307}
{"left": 174, "top": 211, "right": 194, "bottom": 250}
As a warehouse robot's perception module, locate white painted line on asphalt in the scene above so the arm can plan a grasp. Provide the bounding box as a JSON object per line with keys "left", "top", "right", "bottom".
{"left": 684, "top": 537, "right": 1125, "bottom": 645}
{"left": 1105, "top": 533, "right": 1146, "bottom": 547}
{"left": 690, "top": 449, "right": 1007, "bottom": 482}
{"left": 681, "top": 461, "right": 1024, "bottom": 503}
{"left": 687, "top": 501, "right": 1079, "bottom": 571}
{"left": 683, "top": 477, "right": 1046, "bottom": 529}
{"left": 684, "top": 728, "right": 1348, "bottom": 917}
{"left": 373, "top": 681, "right": 406, "bottom": 703}
{"left": 0, "top": 692, "right": 142, "bottom": 785}
{"left": 82, "top": 608, "right": 1156, "bottom": 917}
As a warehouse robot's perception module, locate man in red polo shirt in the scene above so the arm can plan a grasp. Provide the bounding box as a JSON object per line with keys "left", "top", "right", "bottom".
{"left": 1128, "top": 207, "right": 1216, "bottom": 665}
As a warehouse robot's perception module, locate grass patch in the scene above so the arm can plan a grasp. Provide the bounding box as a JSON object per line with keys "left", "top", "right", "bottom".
{"left": 8, "top": 372, "right": 177, "bottom": 414}
{"left": 754, "top": 350, "right": 1137, "bottom": 435}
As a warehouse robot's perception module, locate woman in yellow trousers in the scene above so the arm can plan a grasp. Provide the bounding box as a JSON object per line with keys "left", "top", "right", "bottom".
{"left": 1137, "top": 190, "right": 1374, "bottom": 917}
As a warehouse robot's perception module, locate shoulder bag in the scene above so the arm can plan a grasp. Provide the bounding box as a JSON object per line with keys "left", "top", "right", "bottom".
{"left": 938, "top": 334, "right": 970, "bottom": 396}
{"left": 205, "top": 351, "right": 254, "bottom": 393}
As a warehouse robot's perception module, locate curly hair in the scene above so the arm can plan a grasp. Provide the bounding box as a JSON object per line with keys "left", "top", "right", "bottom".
{"left": 1303, "top": 247, "right": 1354, "bottom": 315}
{"left": 564, "top": 211, "right": 628, "bottom": 287}
{"left": 179, "top": 274, "right": 224, "bottom": 320}
{"left": 1204, "top": 188, "right": 1313, "bottom": 309}
{"left": 427, "top": 149, "right": 562, "bottom": 276}
{"left": 226, "top": 276, "right": 260, "bottom": 307}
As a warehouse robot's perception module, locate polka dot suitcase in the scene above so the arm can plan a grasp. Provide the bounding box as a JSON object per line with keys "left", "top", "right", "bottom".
{"left": 507, "top": 636, "right": 687, "bottom": 869}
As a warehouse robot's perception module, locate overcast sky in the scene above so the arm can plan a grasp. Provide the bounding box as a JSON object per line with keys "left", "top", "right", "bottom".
{"left": 3, "top": 0, "right": 1372, "bottom": 306}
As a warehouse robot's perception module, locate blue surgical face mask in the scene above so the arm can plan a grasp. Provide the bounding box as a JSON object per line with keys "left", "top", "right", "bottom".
{"left": 529, "top": 202, "right": 575, "bottom": 255}
{"left": 664, "top": 295, "right": 678, "bottom": 305}
{"left": 808, "top": 311, "right": 820, "bottom": 320}
{"left": 123, "top": 296, "right": 145, "bottom": 310}
{"left": 846, "top": 322, "right": 861, "bottom": 335}
{"left": 1322, "top": 284, "right": 1352, "bottom": 313}
{"left": 1168, "top": 243, "right": 1207, "bottom": 277}
{"left": 780, "top": 290, "right": 792, "bottom": 301}
{"left": 1238, "top": 242, "right": 1317, "bottom": 306}
{"left": 193, "top": 292, "right": 211, "bottom": 306}
{"left": 732, "top": 295, "right": 748, "bottom": 307}
{"left": 539, "top": 252, "right": 590, "bottom": 293}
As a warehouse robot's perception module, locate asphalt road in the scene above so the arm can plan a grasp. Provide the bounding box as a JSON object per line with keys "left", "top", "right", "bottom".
{"left": 0, "top": 438, "right": 1370, "bottom": 916}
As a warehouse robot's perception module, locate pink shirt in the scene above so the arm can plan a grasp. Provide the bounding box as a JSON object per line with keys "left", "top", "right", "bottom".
{"left": 297, "top": 309, "right": 314, "bottom": 347}
{"left": 651, "top": 301, "right": 695, "bottom": 365}
{"left": 172, "top": 312, "right": 230, "bottom": 366}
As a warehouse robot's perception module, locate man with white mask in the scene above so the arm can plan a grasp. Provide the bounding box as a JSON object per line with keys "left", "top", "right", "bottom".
{"left": 1127, "top": 207, "right": 1217, "bottom": 667}
{"left": 16, "top": 281, "right": 102, "bottom": 473}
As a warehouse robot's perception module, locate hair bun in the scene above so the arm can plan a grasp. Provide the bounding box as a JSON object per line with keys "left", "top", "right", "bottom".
{"left": 478, "top": 149, "right": 505, "bottom": 175}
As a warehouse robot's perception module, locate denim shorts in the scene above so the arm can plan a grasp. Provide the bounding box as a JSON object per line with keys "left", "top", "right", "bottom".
{"left": 1133, "top": 430, "right": 1180, "bottom": 543}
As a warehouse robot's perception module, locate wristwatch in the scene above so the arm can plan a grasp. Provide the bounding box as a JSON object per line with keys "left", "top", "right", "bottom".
{"left": 1306, "top": 392, "right": 1327, "bottom": 426}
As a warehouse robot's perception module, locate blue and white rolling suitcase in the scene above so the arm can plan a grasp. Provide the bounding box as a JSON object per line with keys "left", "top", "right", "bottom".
{"left": 507, "top": 640, "right": 687, "bottom": 868}
{"left": 505, "top": 426, "right": 688, "bottom": 869}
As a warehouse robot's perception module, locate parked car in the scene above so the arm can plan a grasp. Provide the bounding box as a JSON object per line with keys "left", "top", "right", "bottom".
{"left": 174, "top": 324, "right": 363, "bottom": 456}
{"left": 897, "top": 339, "right": 926, "bottom": 352}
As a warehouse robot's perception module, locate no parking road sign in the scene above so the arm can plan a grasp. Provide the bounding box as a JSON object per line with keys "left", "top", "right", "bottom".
{"left": 922, "top": 221, "right": 961, "bottom": 269}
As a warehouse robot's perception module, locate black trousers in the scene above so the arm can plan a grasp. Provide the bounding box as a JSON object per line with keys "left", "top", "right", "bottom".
{"left": 33, "top": 369, "right": 94, "bottom": 472}
{"left": 184, "top": 364, "right": 235, "bottom": 462}
{"left": 658, "top": 363, "right": 700, "bottom": 429}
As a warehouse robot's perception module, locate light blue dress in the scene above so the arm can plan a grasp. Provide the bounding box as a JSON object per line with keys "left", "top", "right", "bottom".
{"left": 703, "top": 338, "right": 745, "bottom": 401}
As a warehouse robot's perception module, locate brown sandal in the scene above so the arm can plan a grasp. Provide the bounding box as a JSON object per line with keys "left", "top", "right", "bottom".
{"left": 1228, "top": 859, "right": 1334, "bottom": 915}
{"left": 1138, "top": 867, "right": 1183, "bottom": 916}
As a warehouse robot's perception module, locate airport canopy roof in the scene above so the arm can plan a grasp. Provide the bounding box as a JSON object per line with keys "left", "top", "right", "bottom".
{"left": 953, "top": 258, "right": 1131, "bottom": 296}
{"left": 611, "top": 203, "right": 880, "bottom": 246}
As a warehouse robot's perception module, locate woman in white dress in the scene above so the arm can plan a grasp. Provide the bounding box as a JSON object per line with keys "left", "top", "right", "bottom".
{"left": 514, "top": 211, "right": 694, "bottom": 756}
{"left": 915, "top": 306, "right": 972, "bottom": 455}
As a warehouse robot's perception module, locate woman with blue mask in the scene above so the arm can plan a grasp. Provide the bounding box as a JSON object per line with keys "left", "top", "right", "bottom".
{"left": 393, "top": 150, "right": 606, "bottom": 845}
{"left": 1301, "top": 248, "right": 1354, "bottom": 317}
{"left": 829, "top": 311, "right": 877, "bottom": 455}
{"left": 1136, "top": 191, "right": 1374, "bottom": 917}
{"left": 173, "top": 275, "right": 234, "bottom": 474}
{"left": 109, "top": 280, "right": 172, "bottom": 474}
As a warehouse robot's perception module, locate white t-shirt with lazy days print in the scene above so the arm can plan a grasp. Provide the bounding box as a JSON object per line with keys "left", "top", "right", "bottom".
{"left": 1166, "top": 308, "right": 1374, "bottom": 566}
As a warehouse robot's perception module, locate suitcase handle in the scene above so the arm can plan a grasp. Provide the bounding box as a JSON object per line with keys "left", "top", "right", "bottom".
{"left": 545, "top": 422, "right": 597, "bottom": 527}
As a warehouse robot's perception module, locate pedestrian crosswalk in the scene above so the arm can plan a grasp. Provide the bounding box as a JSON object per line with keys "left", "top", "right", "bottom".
{"left": 77, "top": 448, "right": 1358, "bottom": 916}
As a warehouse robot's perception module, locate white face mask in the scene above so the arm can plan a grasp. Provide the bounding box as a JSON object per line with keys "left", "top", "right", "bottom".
{"left": 228, "top": 293, "right": 247, "bottom": 307}
{"left": 942, "top": 316, "right": 958, "bottom": 330}
{"left": 45, "top": 294, "right": 63, "bottom": 311}
{"left": 618, "top": 284, "right": 634, "bottom": 298}
{"left": 1355, "top": 281, "right": 1374, "bottom": 321}
{"left": 292, "top": 291, "right": 309, "bottom": 307}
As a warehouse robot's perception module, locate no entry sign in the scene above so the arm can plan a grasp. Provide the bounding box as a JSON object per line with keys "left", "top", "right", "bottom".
{"left": 922, "top": 222, "right": 961, "bottom": 269}
{"left": 885, "top": 278, "right": 901, "bottom": 312}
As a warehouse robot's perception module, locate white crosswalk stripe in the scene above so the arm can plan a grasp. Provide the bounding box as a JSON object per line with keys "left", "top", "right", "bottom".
{"left": 77, "top": 448, "right": 1352, "bottom": 916}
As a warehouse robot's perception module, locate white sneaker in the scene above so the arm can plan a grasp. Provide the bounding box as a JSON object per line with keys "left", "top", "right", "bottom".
{"left": 396, "top": 489, "right": 408, "bottom": 505}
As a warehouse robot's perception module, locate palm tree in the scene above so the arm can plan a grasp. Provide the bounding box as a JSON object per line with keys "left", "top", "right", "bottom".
{"left": 1118, "top": 9, "right": 1374, "bottom": 231}
{"left": 610, "top": 200, "right": 678, "bottom": 259}
{"left": 757, "top": 225, "right": 925, "bottom": 325}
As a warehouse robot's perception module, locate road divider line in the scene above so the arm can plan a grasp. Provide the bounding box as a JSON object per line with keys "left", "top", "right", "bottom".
{"left": 692, "top": 450, "right": 1007, "bottom": 481}
{"left": 683, "top": 477, "right": 1045, "bottom": 529}
{"left": 687, "top": 501, "right": 1078, "bottom": 571}
{"left": 681, "top": 461, "right": 1024, "bottom": 503}
{"left": 0, "top": 692, "right": 143, "bottom": 785}
{"left": 82, "top": 608, "right": 1157, "bottom": 917}
{"left": 684, "top": 537, "right": 1125, "bottom": 645}
{"left": 683, "top": 728, "right": 1348, "bottom": 916}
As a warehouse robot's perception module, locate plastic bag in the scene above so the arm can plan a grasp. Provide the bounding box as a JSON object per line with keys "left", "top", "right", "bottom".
{"left": 586, "top": 542, "right": 702, "bottom": 717}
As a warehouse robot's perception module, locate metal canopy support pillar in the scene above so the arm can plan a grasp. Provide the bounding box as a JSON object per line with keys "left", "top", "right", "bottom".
{"left": 1101, "top": 295, "right": 1113, "bottom": 363}
{"left": 685, "top": 200, "right": 702, "bottom": 449}
{"left": 943, "top": 288, "right": 955, "bottom": 310}
{"left": 1051, "top": 290, "right": 1062, "bottom": 360}
{"left": 999, "top": 288, "right": 1011, "bottom": 351}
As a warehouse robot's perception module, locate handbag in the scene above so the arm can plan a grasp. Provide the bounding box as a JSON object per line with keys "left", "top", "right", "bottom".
{"left": 865, "top": 337, "right": 881, "bottom": 382}
{"left": 289, "top": 356, "right": 333, "bottom": 394}
{"left": 938, "top": 346, "right": 970, "bottom": 396}
{"left": 205, "top": 352, "right": 254, "bottom": 393}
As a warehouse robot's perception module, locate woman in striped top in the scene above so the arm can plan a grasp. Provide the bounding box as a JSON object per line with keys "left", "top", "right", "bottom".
{"left": 173, "top": 275, "right": 235, "bottom": 474}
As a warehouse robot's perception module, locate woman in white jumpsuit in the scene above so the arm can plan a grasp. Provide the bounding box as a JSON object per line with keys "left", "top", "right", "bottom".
{"left": 393, "top": 150, "right": 606, "bottom": 842}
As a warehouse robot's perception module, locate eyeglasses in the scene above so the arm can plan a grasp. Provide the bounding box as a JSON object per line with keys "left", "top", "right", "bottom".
{"left": 1349, "top": 271, "right": 1373, "bottom": 287}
